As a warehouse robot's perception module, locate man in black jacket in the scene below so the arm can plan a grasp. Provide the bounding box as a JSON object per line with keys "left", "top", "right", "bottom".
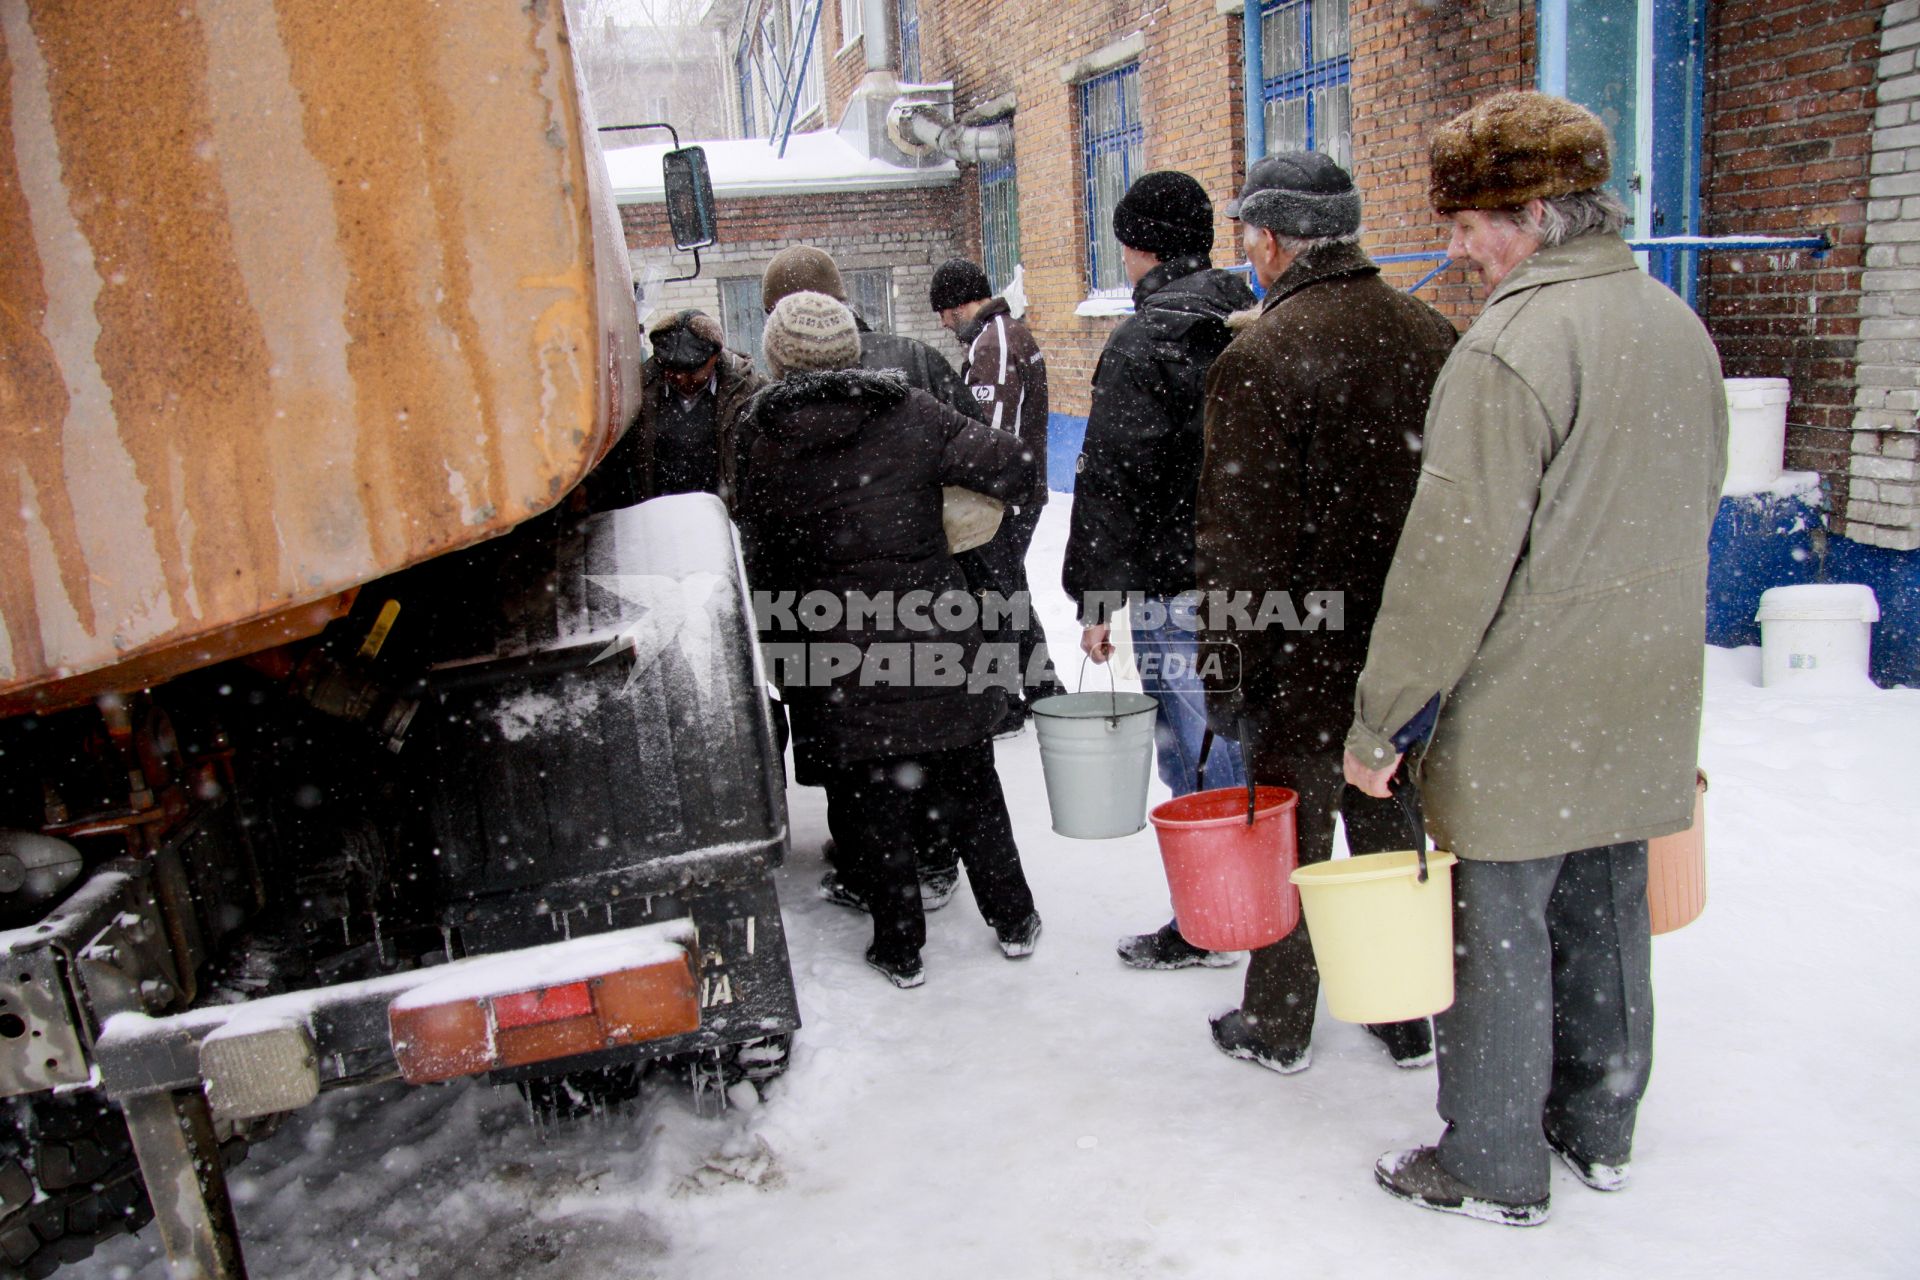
{"left": 1062, "top": 171, "right": 1254, "bottom": 971}
{"left": 929, "top": 258, "right": 1061, "bottom": 733}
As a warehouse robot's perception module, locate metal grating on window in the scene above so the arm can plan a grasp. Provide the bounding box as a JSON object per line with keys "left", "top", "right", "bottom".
{"left": 1260, "top": 0, "right": 1351, "bottom": 170}
{"left": 1080, "top": 64, "right": 1143, "bottom": 296}
{"left": 980, "top": 161, "right": 1021, "bottom": 294}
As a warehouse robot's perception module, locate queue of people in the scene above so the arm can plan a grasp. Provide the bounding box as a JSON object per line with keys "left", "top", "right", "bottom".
{"left": 600, "top": 90, "right": 1727, "bottom": 1228}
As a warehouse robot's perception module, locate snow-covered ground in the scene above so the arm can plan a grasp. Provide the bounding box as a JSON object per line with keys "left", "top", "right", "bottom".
{"left": 95, "top": 498, "right": 1920, "bottom": 1279}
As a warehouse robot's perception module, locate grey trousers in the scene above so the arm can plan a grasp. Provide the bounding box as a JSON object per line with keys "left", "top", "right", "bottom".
{"left": 1435, "top": 842, "right": 1654, "bottom": 1202}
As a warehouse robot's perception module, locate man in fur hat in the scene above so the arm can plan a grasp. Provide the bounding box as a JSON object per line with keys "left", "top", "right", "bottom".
{"left": 583, "top": 308, "right": 762, "bottom": 514}
{"left": 1345, "top": 91, "right": 1728, "bottom": 1226}
{"left": 1196, "top": 151, "right": 1458, "bottom": 1076}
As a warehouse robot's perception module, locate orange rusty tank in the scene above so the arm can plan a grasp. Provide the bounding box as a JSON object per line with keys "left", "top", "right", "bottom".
{"left": 0, "top": 0, "right": 642, "bottom": 714}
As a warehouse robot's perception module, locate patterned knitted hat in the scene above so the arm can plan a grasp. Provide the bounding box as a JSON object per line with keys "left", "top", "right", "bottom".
{"left": 1429, "top": 91, "right": 1612, "bottom": 213}
{"left": 762, "top": 291, "right": 861, "bottom": 376}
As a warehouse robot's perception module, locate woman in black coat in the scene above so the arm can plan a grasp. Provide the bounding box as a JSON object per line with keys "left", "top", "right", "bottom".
{"left": 739, "top": 291, "right": 1042, "bottom": 987}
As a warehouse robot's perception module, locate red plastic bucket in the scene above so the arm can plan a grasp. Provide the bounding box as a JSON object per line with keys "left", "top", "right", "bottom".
{"left": 1148, "top": 786, "right": 1300, "bottom": 951}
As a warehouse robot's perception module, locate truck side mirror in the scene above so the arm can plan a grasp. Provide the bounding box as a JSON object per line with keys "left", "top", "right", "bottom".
{"left": 662, "top": 147, "right": 716, "bottom": 251}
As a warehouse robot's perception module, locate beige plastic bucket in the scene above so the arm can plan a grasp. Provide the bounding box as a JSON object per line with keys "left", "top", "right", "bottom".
{"left": 1648, "top": 771, "right": 1708, "bottom": 935}
{"left": 1291, "top": 849, "right": 1458, "bottom": 1024}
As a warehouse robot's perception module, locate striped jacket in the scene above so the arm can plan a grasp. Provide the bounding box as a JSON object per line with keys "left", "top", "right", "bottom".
{"left": 955, "top": 298, "right": 1048, "bottom": 508}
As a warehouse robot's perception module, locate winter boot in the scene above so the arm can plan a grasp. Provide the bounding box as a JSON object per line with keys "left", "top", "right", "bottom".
{"left": 1373, "top": 1147, "right": 1549, "bottom": 1227}
{"left": 864, "top": 946, "right": 925, "bottom": 989}
{"left": 1116, "top": 920, "right": 1239, "bottom": 970}
{"left": 1366, "top": 1018, "right": 1435, "bottom": 1069}
{"left": 1209, "top": 1009, "right": 1310, "bottom": 1074}
{"left": 819, "top": 869, "right": 869, "bottom": 913}
{"left": 995, "top": 911, "right": 1043, "bottom": 959}
{"left": 1545, "top": 1131, "right": 1629, "bottom": 1192}
{"left": 919, "top": 866, "right": 960, "bottom": 911}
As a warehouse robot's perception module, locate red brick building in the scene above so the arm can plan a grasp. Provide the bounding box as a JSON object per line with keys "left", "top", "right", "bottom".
{"left": 616, "top": 1, "right": 1916, "bottom": 679}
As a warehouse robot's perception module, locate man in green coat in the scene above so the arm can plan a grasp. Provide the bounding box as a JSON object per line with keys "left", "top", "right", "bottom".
{"left": 1344, "top": 92, "right": 1728, "bottom": 1226}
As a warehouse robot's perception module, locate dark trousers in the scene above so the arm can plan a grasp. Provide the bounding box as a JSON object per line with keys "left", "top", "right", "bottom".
{"left": 1435, "top": 842, "right": 1654, "bottom": 1202}
{"left": 955, "top": 501, "right": 1057, "bottom": 711}
{"left": 1237, "top": 748, "right": 1428, "bottom": 1054}
{"left": 820, "top": 740, "right": 1036, "bottom": 964}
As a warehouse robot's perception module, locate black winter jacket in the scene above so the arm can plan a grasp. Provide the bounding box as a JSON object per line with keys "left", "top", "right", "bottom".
{"left": 856, "top": 317, "right": 987, "bottom": 423}
{"left": 739, "top": 368, "right": 1034, "bottom": 782}
{"left": 956, "top": 298, "right": 1049, "bottom": 509}
{"left": 1062, "top": 256, "right": 1255, "bottom": 622}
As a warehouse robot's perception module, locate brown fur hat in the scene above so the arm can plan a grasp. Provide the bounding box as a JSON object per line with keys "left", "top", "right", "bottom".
{"left": 1429, "top": 91, "right": 1611, "bottom": 213}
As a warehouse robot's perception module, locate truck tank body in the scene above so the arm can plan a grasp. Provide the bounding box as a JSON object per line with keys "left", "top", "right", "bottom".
{"left": 0, "top": 0, "right": 643, "bottom": 715}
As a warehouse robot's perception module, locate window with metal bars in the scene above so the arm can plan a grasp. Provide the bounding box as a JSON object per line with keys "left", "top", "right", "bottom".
{"left": 1260, "top": 0, "right": 1351, "bottom": 170}
{"left": 1080, "top": 64, "right": 1143, "bottom": 296}
{"left": 979, "top": 161, "right": 1021, "bottom": 294}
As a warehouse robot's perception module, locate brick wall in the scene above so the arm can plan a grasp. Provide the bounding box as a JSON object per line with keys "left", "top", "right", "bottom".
{"left": 621, "top": 183, "right": 967, "bottom": 356}
{"left": 1348, "top": 0, "right": 1533, "bottom": 319}
{"left": 1850, "top": 0, "right": 1920, "bottom": 551}
{"left": 1700, "top": 0, "right": 1882, "bottom": 523}
{"left": 912, "top": 1, "right": 1247, "bottom": 417}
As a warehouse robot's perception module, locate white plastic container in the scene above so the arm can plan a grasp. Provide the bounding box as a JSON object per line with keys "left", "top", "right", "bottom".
{"left": 1754, "top": 584, "right": 1879, "bottom": 688}
{"left": 1723, "top": 377, "right": 1791, "bottom": 495}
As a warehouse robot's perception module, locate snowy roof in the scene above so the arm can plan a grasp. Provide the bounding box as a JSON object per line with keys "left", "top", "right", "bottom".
{"left": 605, "top": 130, "right": 957, "bottom": 202}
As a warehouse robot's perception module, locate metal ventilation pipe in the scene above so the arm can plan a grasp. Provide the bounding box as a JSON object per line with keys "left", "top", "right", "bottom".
{"left": 863, "top": 0, "right": 891, "bottom": 72}
{"left": 892, "top": 102, "right": 1014, "bottom": 165}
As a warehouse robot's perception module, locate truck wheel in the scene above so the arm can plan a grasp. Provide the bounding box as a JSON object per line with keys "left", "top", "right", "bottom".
{"left": 0, "top": 1093, "right": 153, "bottom": 1279}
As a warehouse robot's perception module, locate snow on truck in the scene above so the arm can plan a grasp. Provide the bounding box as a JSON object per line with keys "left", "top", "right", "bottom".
{"left": 0, "top": 3, "right": 796, "bottom": 1276}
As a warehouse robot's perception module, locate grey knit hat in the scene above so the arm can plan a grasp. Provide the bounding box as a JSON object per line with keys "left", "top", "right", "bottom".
{"left": 1226, "top": 151, "right": 1362, "bottom": 239}
{"left": 762, "top": 291, "right": 861, "bottom": 377}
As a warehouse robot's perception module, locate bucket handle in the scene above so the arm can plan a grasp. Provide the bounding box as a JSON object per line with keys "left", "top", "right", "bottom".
{"left": 1386, "top": 781, "right": 1429, "bottom": 884}
{"left": 1197, "top": 727, "right": 1258, "bottom": 827}
{"left": 1076, "top": 652, "right": 1122, "bottom": 726}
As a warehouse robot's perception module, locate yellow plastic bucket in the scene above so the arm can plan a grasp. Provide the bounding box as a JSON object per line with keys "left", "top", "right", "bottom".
{"left": 1290, "top": 849, "right": 1458, "bottom": 1024}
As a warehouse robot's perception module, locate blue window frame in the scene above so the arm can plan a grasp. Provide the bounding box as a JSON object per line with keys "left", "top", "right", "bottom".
{"left": 1538, "top": 0, "right": 1707, "bottom": 304}
{"left": 1259, "top": 0, "right": 1351, "bottom": 169}
{"left": 980, "top": 160, "right": 1021, "bottom": 293}
{"left": 1080, "top": 64, "right": 1144, "bottom": 296}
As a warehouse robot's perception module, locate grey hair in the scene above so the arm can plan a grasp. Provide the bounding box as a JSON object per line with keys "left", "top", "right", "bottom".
{"left": 1500, "top": 188, "right": 1630, "bottom": 247}
{"left": 1271, "top": 230, "right": 1364, "bottom": 256}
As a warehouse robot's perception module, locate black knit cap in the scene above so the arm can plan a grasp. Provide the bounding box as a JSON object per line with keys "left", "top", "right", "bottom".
{"left": 1226, "top": 151, "right": 1362, "bottom": 239}
{"left": 929, "top": 258, "right": 992, "bottom": 312}
{"left": 1111, "top": 170, "right": 1214, "bottom": 258}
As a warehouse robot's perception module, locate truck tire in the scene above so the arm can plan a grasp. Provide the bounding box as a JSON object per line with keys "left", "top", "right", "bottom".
{"left": 0, "top": 1093, "right": 152, "bottom": 1279}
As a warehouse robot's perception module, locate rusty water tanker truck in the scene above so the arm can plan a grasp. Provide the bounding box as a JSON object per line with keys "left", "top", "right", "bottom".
{"left": 0, "top": 3, "right": 795, "bottom": 1275}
